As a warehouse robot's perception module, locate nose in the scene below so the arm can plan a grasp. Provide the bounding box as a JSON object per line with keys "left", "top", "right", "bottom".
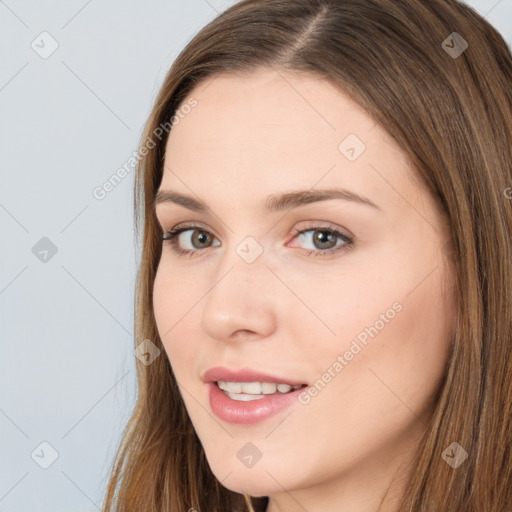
{"left": 200, "top": 244, "right": 278, "bottom": 343}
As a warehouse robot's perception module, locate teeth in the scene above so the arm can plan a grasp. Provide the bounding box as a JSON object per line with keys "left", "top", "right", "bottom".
{"left": 217, "top": 381, "right": 302, "bottom": 398}
{"left": 218, "top": 380, "right": 242, "bottom": 393}
{"left": 241, "top": 382, "right": 262, "bottom": 394}
{"left": 261, "top": 382, "right": 277, "bottom": 394}
{"left": 226, "top": 392, "right": 266, "bottom": 402}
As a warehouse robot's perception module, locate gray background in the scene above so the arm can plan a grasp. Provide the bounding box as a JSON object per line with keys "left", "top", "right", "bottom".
{"left": 1, "top": 1, "right": 510, "bottom": 511}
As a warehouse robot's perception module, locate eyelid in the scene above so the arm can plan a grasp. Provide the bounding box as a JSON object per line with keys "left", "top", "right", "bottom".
{"left": 160, "top": 220, "right": 351, "bottom": 239}
{"left": 291, "top": 221, "right": 353, "bottom": 240}
{"left": 158, "top": 219, "right": 215, "bottom": 236}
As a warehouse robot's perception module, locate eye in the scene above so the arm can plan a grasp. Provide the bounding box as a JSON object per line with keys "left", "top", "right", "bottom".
{"left": 162, "top": 225, "right": 220, "bottom": 257}
{"left": 289, "top": 226, "right": 353, "bottom": 257}
{"left": 161, "top": 223, "right": 353, "bottom": 258}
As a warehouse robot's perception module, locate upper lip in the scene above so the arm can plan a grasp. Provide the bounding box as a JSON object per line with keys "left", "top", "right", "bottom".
{"left": 203, "top": 366, "right": 307, "bottom": 386}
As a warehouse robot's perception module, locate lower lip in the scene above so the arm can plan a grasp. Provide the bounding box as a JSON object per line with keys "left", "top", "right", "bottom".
{"left": 207, "top": 382, "right": 305, "bottom": 425}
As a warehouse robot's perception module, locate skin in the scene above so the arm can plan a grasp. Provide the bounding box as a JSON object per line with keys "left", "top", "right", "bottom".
{"left": 152, "top": 68, "right": 456, "bottom": 512}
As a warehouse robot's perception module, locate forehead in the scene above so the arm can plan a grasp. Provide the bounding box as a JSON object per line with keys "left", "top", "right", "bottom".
{"left": 160, "top": 69, "right": 415, "bottom": 212}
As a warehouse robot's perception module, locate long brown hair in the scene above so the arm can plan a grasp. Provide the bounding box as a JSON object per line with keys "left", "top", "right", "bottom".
{"left": 102, "top": 1, "right": 512, "bottom": 510}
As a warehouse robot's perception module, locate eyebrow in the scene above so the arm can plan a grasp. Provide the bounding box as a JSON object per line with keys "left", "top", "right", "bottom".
{"left": 153, "top": 187, "right": 381, "bottom": 213}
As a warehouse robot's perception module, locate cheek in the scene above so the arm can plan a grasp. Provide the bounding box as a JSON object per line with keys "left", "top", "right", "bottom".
{"left": 283, "top": 271, "right": 454, "bottom": 475}
{"left": 326, "top": 266, "right": 454, "bottom": 419}
{"left": 153, "top": 257, "right": 199, "bottom": 327}
{"left": 295, "top": 248, "right": 454, "bottom": 419}
{"left": 152, "top": 264, "right": 198, "bottom": 374}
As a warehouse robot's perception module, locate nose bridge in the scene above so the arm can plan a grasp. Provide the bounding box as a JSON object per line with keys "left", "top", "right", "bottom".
{"left": 200, "top": 234, "right": 277, "bottom": 341}
{"left": 214, "top": 233, "right": 272, "bottom": 293}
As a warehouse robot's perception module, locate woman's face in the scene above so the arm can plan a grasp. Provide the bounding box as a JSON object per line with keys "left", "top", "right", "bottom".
{"left": 153, "top": 69, "right": 456, "bottom": 511}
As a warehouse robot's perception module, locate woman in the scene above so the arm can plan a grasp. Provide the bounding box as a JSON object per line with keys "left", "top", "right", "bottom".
{"left": 103, "top": 0, "right": 512, "bottom": 510}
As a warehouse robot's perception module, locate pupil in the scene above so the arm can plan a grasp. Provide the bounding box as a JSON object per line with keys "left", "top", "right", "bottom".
{"left": 194, "top": 231, "right": 209, "bottom": 247}
{"left": 315, "top": 230, "right": 334, "bottom": 249}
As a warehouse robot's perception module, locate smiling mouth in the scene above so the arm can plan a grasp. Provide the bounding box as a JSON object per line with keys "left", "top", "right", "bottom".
{"left": 216, "top": 381, "right": 307, "bottom": 401}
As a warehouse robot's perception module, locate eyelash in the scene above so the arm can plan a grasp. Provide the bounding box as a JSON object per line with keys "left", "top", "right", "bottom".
{"left": 161, "top": 223, "right": 354, "bottom": 258}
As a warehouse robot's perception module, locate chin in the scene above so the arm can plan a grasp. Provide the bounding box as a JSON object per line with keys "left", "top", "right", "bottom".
{"left": 216, "top": 470, "right": 279, "bottom": 497}
{"left": 206, "top": 455, "right": 287, "bottom": 496}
